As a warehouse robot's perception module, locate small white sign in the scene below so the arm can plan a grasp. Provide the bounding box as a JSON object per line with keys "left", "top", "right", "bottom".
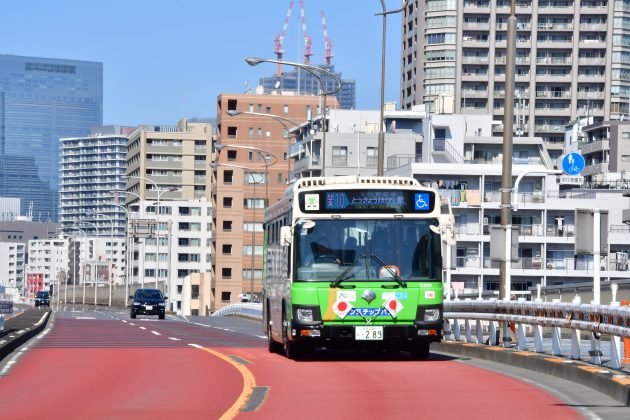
{"left": 304, "top": 194, "right": 319, "bottom": 210}
{"left": 559, "top": 175, "right": 584, "bottom": 185}
{"left": 337, "top": 291, "right": 356, "bottom": 301}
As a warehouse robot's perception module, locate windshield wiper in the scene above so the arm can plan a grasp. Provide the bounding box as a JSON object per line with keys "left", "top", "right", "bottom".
{"left": 330, "top": 254, "right": 367, "bottom": 288}
{"left": 369, "top": 254, "right": 407, "bottom": 288}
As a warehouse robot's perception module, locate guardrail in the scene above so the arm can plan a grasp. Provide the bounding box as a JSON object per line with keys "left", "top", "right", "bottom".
{"left": 0, "top": 299, "right": 14, "bottom": 331}
{"left": 212, "top": 303, "right": 263, "bottom": 319}
{"left": 444, "top": 299, "right": 630, "bottom": 369}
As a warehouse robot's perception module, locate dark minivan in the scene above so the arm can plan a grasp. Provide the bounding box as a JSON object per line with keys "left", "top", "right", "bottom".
{"left": 35, "top": 291, "right": 50, "bottom": 307}
{"left": 130, "top": 288, "right": 166, "bottom": 319}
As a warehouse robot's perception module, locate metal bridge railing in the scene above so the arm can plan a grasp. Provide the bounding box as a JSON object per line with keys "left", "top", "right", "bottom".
{"left": 212, "top": 303, "right": 263, "bottom": 319}
{"left": 444, "top": 299, "right": 630, "bottom": 369}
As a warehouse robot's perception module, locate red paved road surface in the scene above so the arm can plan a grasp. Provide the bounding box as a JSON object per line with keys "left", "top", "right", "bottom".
{"left": 0, "top": 316, "right": 582, "bottom": 420}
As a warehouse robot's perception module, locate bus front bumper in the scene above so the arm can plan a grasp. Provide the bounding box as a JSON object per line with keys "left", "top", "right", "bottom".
{"left": 289, "top": 321, "right": 442, "bottom": 349}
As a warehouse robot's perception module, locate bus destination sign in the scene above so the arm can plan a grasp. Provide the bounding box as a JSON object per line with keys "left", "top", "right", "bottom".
{"left": 299, "top": 190, "right": 434, "bottom": 214}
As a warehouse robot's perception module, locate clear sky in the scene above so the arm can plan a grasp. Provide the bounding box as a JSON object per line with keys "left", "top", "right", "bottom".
{"left": 1, "top": 0, "right": 403, "bottom": 126}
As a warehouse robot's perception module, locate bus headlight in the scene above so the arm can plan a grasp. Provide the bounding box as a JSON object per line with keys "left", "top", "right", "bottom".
{"left": 424, "top": 309, "right": 440, "bottom": 322}
{"left": 296, "top": 308, "right": 314, "bottom": 323}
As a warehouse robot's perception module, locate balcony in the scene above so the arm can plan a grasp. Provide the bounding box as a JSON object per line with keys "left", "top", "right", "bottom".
{"left": 579, "top": 139, "right": 609, "bottom": 155}
{"left": 536, "top": 57, "right": 572, "bottom": 65}
{"left": 576, "top": 91, "right": 605, "bottom": 99}
{"left": 577, "top": 57, "right": 606, "bottom": 66}
{"left": 581, "top": 162, "right": 609, "bottom": 176}
{"left": 537, "top": 23, "right": 573, "bottom": 31}
{"left": 461, "top": 56, "right": 489, "bottom": 65}
{"left": 463, "top": 22, "right": 490, "bottom": 30}
{"left": 461, "top": 89, "right": 488, "bottom": 98}
{"left": 535, "top": 90, "right": 571, "bottom": 99}
{"left": 579, "top": 23, "right": 608, "bottom": 31}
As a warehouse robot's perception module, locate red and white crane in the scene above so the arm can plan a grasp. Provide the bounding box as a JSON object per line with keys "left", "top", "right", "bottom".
{"left": 274, "top": 0, "right": 294, "bottom": 75}
{"left": 321, "top": 10, "right": 334, "bottom": 66}
{"left": 299, "top": 0, "right": 313, "bottom": 64}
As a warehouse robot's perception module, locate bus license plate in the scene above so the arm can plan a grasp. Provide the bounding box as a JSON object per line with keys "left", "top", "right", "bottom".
{"left": 355, "top": 326, "right": 383, "bottom": 341}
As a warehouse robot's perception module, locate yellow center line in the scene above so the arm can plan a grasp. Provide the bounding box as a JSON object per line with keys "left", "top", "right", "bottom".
{"left": 200, "top": 347, "right": 256, "bottom": 420}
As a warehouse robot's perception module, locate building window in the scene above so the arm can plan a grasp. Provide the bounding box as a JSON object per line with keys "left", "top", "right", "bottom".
{"left": 244, "top": 198, "right": 267, "bottom": 209}
{"left": 249, "top": 104, "right": 254, "bottom": 112}
{"left": 243, "top": 222, "right": 263, "bottom": 232}
{"left": 366, "top": 147, "right": 378, "bottom": 167}
{"left": 257, "top": 104, "right": 263, "bottom": 112}
{"left": 248, "top": 151, "right": 253, "bottom": 161}
{"left": 265, "top": 130, "right": 271, "bottom": 138}
{"left": 227, "top": 127, "right": 237, "bottom": 138}
{"left": 223, "top": 220, "right": 233, "bottom": 231}
{"left": 248, "top": 127, "right": 253, "bottom": 137}
{"left": 245, "top": 172, "right": 267, "bottom": 184}
{"left": 222, "top": 267, "right": 232, "bottom": 278}
{"left": 257, "top": 128, "right": 262, "bottom": 137}
{"left": 221, "top": 291, "right": 231, "bottom": 302}
{"left": 223, "top": 170, "right": 233, "bottom": 184}
{"left": 227, "top": 150, "right": 237, "bottom": 160}
{"left": 283, "top": 128, "right": 289, "bottom": 138}
{"left": 332, "top": 146, "right": 348, "bottom": 166}
{"left": 266, "top": 106, "right": 271, "bottom": 113}
{"left": 278, "top": 174, "right": 283, "bottom": 184}
{"left": 222, "top": 244, "right": 232, "bottom": 254}
{"left": 242, "top": 269, "right": 263, "bottom": 280}
{"left": 191, "top": 285, "right": 199, "bottom": 299}
{"left": 283, "top": 104, "right": 289, "bottom": 114}
{"left": 223, "top": 197, "right": 233, "bottom": 208}
{"left": 227, "top": 99, "right": 237, "bottom": 111}
{"left": 243, "top": 245, "right": 264, "bottom": 256}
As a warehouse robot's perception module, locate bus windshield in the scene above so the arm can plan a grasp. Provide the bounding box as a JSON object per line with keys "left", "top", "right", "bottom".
{"left": 294, "top": 218, "right": 442, "bottom": 282}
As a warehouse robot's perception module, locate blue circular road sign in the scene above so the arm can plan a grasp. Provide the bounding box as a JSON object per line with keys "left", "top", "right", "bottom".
{"left": 561, "top": 152, "right": 585, "bottom": 175}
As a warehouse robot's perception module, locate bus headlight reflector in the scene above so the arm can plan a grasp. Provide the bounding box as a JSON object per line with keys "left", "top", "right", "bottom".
{"left": 297, "top": 308, "right": 313, "bottom": 322}
{"left": 424, "top": 309, "right": 440, "bottom": 322}
{"left": 300, "top": 329, "right": 321, "bottom": 337}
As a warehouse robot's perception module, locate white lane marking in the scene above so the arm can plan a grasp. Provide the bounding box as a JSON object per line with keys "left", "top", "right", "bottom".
{"left": 188, "top": 343, "right": 203, "bottom": 349}
{"left": 169, "top": 337, "right": 181, "bottom": 341}
{"left": 75, "top": 317, "right": 96, "bottom": 320}
{"left": 121, "top": 320, "right": 127, "bottom": 323}
{"left": 151, "top": 331, "right": 161, "bottom": 336}
{"left": 256, "top": 335, "right": 267, "bottom": 339}
{"left": 129, "top": 323, "right": 135, "bottom": 326}
{"left": 139, "top": 327, "right": 146, "bottom": 330}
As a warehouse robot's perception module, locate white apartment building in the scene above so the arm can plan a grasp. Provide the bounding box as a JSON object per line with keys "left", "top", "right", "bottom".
{"left": 26, "top": 237, "right": 69, "bottom": 291}
{"left": 0, "top": 242, "right": 25, "bottom": 296}
{"left": 128, "top": 199, "right": 213, "bottom": 314}
{"left": 387, "top": 113, "right": 630, "bottom": 297}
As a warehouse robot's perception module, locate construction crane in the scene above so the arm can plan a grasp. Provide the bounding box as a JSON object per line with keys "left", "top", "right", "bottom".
{"left": 320, "top": 10, "right": 333, "bottom": 66}
{"left": 299, "top": 0, "right": 313, "bottom": 64}
{"left": 274, "top": 0, "right": 294, "bottom": 75}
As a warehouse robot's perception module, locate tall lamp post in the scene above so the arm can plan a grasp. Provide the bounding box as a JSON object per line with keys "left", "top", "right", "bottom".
{"left": 245, "top": 57, "right": 342, "bottom": 177}
{"left": 226, "top": 110, "right": 302, "bottom": 184}
{"left": 375, "top": 0, "right": 409, "bottom": 176}
{"left": 80, "top": 221, "right": 99, "bottom": 306}
{"left": 211, "top": 162, "right": 267, "bottom": 302}
{"left": 127, "top": 175, "right": 173, "bottom": 289}
{"left": 113, "top": 203, "right": 132, "bottom": 307}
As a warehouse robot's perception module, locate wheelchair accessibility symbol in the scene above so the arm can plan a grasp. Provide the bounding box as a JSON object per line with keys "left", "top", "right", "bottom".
{"left": 414, "top": 193, "right": 430, "bottom": 211}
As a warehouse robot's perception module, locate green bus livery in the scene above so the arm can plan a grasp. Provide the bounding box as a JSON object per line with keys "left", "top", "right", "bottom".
{"left": 263, "top": 176, "right": 453, "bottom": 359}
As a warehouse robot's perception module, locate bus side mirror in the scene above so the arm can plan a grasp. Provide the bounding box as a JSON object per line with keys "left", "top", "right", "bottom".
{"left": 280, "top": 226, "right": 292, "bottom": 247}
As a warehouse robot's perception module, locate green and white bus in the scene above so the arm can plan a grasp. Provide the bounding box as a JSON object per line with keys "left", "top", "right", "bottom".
{"left": 263, "top": 176, "right": 453, "bottom": 359}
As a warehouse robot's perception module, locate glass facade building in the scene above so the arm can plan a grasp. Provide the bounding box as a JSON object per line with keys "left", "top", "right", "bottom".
{"left": 260, "top": 65, "right": 356, "bottom": 110}
{"left": 0, "top": 54, "right": 103, "bottom": 221}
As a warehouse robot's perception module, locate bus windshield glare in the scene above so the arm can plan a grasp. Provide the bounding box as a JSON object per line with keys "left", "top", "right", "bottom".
{"left": 294, "top": 218, "right": 442, "bottom": 282}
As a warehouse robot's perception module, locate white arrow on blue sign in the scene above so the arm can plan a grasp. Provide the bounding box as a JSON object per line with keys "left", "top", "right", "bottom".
{"left": 561, "top": 152, "right": 585, "bottom": 176}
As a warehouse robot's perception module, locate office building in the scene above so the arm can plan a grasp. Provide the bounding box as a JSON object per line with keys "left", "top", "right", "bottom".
{"left": 260, "top": 65, "right": 356, "bottom": 110}
{"left": 400, "top": 0, "right": 630, "bottom": 164}
{"left": 0, "top": 197, "right": 20, "bottom": 221}
{"left": 214, "top": 93, "right": 337, "bottom": 309}
{"left": 0, "top": 54, "right": 103, "bottom": 221}
{"left": 60, "top": 126, "right": 131, "bottom": 237}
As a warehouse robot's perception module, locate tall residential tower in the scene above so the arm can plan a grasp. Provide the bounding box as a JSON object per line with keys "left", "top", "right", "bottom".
{"left": 400, "top": 0, "right": 630, "bottom": 163}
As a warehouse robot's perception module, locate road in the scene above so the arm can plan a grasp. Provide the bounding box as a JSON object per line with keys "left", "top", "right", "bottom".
{"left": 0, "top": 306, "right": 628, "bottom": 419}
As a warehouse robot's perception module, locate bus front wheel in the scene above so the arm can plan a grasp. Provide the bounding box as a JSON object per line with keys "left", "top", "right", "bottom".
{"left": 282, "top": 312, "right": 303, "bottom": 360}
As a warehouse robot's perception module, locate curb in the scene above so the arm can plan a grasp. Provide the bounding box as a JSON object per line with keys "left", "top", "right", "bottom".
{"left": 432, "top": 341, "right": 630, "bottom": 406}
{"left": 0, "top": 310, "right": 51, "bottom": 362}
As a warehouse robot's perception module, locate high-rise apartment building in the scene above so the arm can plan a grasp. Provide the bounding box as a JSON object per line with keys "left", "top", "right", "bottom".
{"left": 400, "top": 0, "right": 630, "bottom": 163}
{"left": 0, "top": 54, "right": 103, "bottom": 221}
{"left": 126, "top": 119, "right": 213, "bottom": 205}
{"left": 214, "top": 93, "right": 337, "bottom": 309}
{"left": 0, "top": 242, "right": 25, "bottom": 296}
{"left": 260, "top": 65, "right": 356, "bottom": 110}
{"left": 59, "top": 126, "right": 131, "bottom": 237}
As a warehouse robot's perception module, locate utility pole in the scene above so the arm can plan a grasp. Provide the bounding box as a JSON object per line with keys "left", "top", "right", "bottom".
{"left": 499, "top": 0, "right": 517, "bottom": 303}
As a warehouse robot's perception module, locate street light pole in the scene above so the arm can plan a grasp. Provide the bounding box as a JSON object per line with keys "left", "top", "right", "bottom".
{"left": 375, "top": 0, "right": 409, "bottom": 176}
{"left": 226, "top": 110, "right": 302, "bottom": 184}
{"left": 113, "top": 203, "right": 131, "bottom": 307}
{"left": 246, "top": 57, "right": 341, "bottom": 177}
{"left": 80, "top": 221, "right": 99, "bottom": 306}
{"left": 211, "top": 162, "right": 267, "bottom": 302}
{"left": 499, "top": 0, "right": 517, "bottom": 304}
